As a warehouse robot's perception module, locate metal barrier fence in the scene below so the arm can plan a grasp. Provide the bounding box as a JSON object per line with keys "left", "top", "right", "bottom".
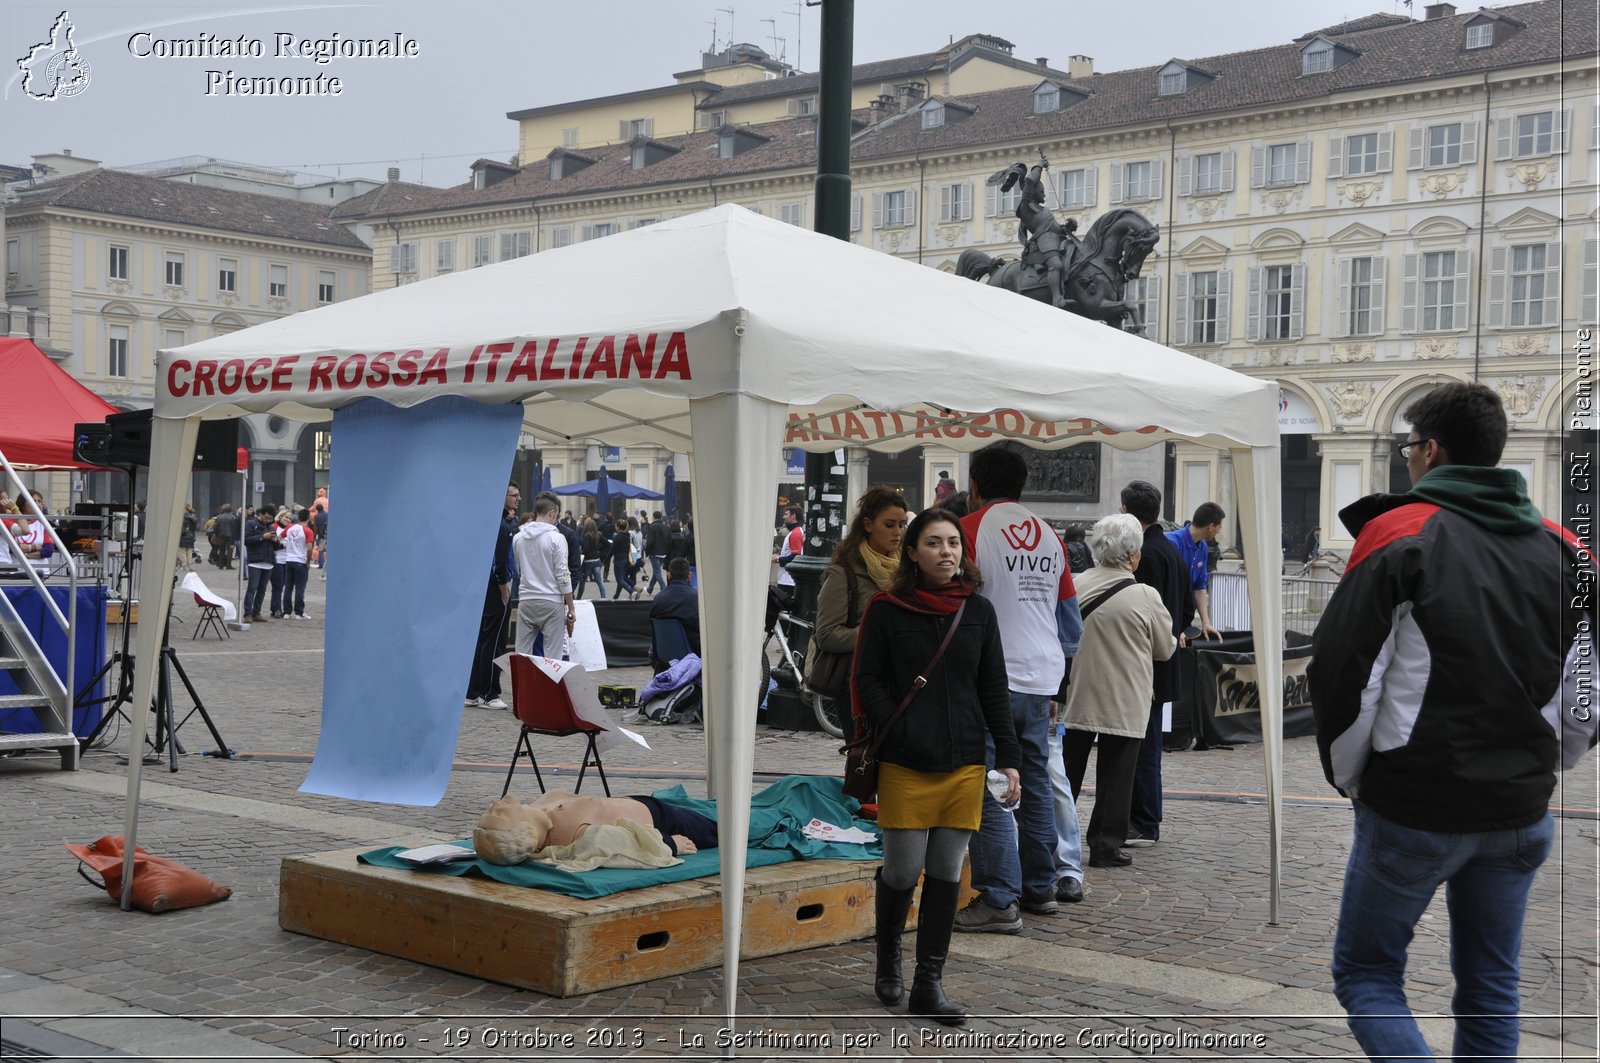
{"left": 1201, "top": 570, "right": 1340, "bottom": 634}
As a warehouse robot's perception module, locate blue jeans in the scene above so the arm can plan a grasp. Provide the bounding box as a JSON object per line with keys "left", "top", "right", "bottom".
{"left": 245, "top": 566, "right": 271, "bottom": 618}
{"left": 577, "top": 559, "right": 606, "bottom": 599}
{"left": 1332, "top": 802, "right": 1554, "bottom": 1062}
{"left": 648, "top": 554, "right": 666, "bottom": 593}
{"left": 285, "top": 561, "right": 309, "bottom": 615}
{"left": 968, "top": 690, "right": 1059, "bottom": 907}
{"left": 269, "top": 562, "right": 286, "bottom": 615}
{"left": 1045, "top": 722, "right": 1084, "bottom": 882}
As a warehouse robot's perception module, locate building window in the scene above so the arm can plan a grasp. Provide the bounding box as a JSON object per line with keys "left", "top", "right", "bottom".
{"left": 551, "top": 227, "right": 573, "bottom": 249}
{"left": 163, "top": 328, "right": 186, "bottom": 350}
{"left": 1189, "top": 271, "right": 1220, "bottom": 345}
{"left": 1159, "top": 70, "right": 1186, "bottom": 96}
{"left": 997, "top": 182, "right": 1022, "bottom": 214}
{"left": 1127, "top": 275, "right": 1159, "bottom": 337}
{"left": 435, "top": 241, "right": 455, "bottom": 272}
{"left": 1059, "top": 168, "right": 1092, "bottom": 207}
{"left": 627, "top": 117, "right": 651, "bottom": 138}
{"left": 1302, "top": 42, "right": 1333, "bottom": 75}
{"left": 780, "top": 202, "right": 804, "bottom": 227}
{"left": 1120, "top": 161, "right": 1151, "bottom": 201}
{"left": 317, "top": 270, "right": 335, "bottom": 303}
{"left": 1033, "top": 84, "right": 1059, "bottom": 114}
{"left": 938, "top": 183, "right": 970, "bottom": 222}
{"left": 395, "top": 242, "right": 417, "bottom": 273}
{"left": 1345, "top": 133, "right": 1380, "bottom": 176}
{"left": 1342, "top": 256, "right": 1384, "bottom": 336}
{"left": 108, "top": 245, "right": 129, "bottom": 281}
{"left": 499, "top": 231, "right": 531, "bottom": 260}
{"left": 314, "top": 430, "right": 332, "bottom": 472}
{"left": 788, "top": 96, "right": 816, "bottom": 116}
{"left": 1515, "top": 112, "right": 1553, "bottom": 157}
{"left": 1507, "top": 244, "right": 1549, "bottom": 327}
{"left": 107, "top": 325, "right": 129, "bottom": 378}
{"left": 586, "top": 222, "right": 616, "bottom": 240}
{"left": 1422, "top": 251, "right": 1459, "bottom": 331}
{"left": 1427, "top": 124, "right": 1463, "bottom": 167}
{"left": 1582, "top": 239, "right": 1598, "bottom": 326}
{"left": 1267, "top": 143, "right": 1300, "bottom": 185}
{"left": 1194, "top": 153, "right": 1224, "bottom": 193}
{"left": 1258, "top": 265, "right": 1299, "bottom": 340}
{"left": 269, "top": 263, "right": 288, "bottom": 298}
{"left": 921, "top": 103, "right": 944, "bottom": 130}
{"left": 164, "top": 251, "right": 185, "bottom": 287}
{"left": 562, "top": 127, "right": 579, "bottom": 148}
{"left": 882, "top": 190, "right": 911, "bottom": 227}
{"left": 1465, "top": 22, "right": 1494, "bottom": 49}
{"left": 217, "top": 258, "right": 237, "bottom": 293}
{"left": 472, "top": 235, "right": 492, "bottom": 267}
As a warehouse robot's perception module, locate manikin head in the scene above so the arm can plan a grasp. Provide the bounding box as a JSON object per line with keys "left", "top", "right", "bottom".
{"left": 472, "top": 794, "right": 554, "bottom": 865}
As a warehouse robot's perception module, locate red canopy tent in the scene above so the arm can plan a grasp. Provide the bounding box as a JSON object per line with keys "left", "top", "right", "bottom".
{"left": 0, "top": 338, "right": 118, "bottom": 469}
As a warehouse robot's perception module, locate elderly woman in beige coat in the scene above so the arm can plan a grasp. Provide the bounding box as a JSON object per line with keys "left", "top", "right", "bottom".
{"left": 1060, "top": 513, "right": 1176, "bottom": 869}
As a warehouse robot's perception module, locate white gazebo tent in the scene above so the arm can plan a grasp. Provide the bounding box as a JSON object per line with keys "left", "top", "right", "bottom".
{"left": 123, "top": 205, "right": 1284, "bottom": 1019}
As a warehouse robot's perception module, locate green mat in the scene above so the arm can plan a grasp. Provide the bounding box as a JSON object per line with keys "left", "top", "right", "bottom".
{"left": 359, "top": 775, "right": 881, "bottom": 900}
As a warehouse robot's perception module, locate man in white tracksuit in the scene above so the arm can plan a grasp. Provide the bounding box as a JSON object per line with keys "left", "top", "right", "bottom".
{"left": 512, "top": 495, "right": 575, "bottom": 659}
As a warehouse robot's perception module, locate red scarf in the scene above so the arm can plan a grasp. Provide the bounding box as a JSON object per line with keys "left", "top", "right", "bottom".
{"left": 847, "top": 578, "right": 973, "bottom": 730}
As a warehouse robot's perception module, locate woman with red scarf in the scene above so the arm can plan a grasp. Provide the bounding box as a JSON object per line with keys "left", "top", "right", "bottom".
{"left": 852, "top": 508, "right": 1019, "bottom": 1025}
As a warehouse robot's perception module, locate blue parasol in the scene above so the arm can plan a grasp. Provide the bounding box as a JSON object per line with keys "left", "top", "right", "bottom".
{"left": 663, "top": 463, "right": 677, "bottom": 519}
{"left": 540, "top": 465, "right": 553, "bottom": 493}
{"left": 594, "top": 465, "right": 610, "bottom": 520}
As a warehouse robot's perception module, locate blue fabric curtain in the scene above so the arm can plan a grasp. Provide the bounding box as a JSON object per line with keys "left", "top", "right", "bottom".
{"left": 300, "top": 396, "right": 524, "bottom": 805}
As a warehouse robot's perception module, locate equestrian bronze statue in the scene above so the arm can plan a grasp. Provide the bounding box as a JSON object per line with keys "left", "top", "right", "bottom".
{"left": 956, "top": 154, "right": 1160, "bottom": 334}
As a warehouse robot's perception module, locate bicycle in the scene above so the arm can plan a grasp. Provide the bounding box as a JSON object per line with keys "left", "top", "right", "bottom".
{"left": 760, "top": 608, "right": 845, "bottom": 738}
{"left": 1292, "top": 549, "right": 1346, "bottom": 578}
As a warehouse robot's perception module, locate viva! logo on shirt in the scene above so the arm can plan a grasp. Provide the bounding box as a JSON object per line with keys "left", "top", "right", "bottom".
{"left": 1001, "top": 517, "right": 1042, "bottom": 552}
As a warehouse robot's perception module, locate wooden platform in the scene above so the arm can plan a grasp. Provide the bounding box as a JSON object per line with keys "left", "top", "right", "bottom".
{"left": 281, "top": 847, "right": 960, "bottom": 997}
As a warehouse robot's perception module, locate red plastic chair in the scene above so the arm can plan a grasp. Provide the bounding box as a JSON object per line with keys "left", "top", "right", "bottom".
{"left": 192, "top": 593, "right": 230, "bottom": 641}
{"left": 500, "top": 654, "right": 611, "bottom": 798}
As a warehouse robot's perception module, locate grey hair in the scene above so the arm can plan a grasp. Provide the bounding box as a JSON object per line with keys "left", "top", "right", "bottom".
{"left": 1088, "top": 513, "right": 1143, "bottom": 569}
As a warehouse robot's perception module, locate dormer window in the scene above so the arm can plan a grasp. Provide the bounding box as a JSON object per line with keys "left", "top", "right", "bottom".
{"left": 630, "top": 145, "right": 648, "bottom": 169}
{"left": 1160, "top": 69, "right": 1186, "bottom": 96}
{"left": 715, "top": 125, "right": 771, "bottom": 160}
{"left": 1034, "top": 83, "right": 1060, "bottom": 114}
{"left": 718, "top": 133, "right": 736, "bottom": 160}
{"left": 626, "top": 138, "right": 679, "bottom": 171}
{"left": 547, "top": 149, "right": 595, "bottom": 180}
{"left": 1465, "top": 22, "right": 1494, "bottom": 49}
{"left": 921, "top": 101, "right": 945, "bottom": 129}
{"left": 1299, "top": 36, "right": 1358, "bottom": 75}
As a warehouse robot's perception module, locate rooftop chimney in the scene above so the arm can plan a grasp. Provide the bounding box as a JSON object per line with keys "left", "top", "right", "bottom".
{"left": 1068, "top": 55, "right": 1094, "bottom": 79}
{"left": 387, "top": 167, "right": 400, "bottom": 182}
{"left": 1036, "top": 56, "right": 1049, "bottom": 69}
{"left": 1423, "top": 3, "right": 1456, "bottom": 19}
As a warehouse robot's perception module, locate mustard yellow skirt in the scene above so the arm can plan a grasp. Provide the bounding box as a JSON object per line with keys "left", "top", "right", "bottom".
{"left": 876, "top": 762, "right": 985, "bottom": 831}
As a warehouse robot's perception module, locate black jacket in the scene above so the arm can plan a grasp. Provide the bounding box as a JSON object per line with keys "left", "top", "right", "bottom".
{"left": 1310, "top": 466, "right": 1596, "bottom": 832}
{"left": 645, "top": 518, "right": 670, "bottom": 555}
{"left": 853, "top": 590, "right": 1020, "bottom": 774}
{"left": 489, "top": 511, "right": 515, "bottom": 588}
{"left": 649, "top": 581, "right": 701, "bottom": 655}
{"left": 1135, "top": 524, "right": 1193, "bottom": 702}
{"left": 242, "top": 516, "right": 275, "bottom": 565}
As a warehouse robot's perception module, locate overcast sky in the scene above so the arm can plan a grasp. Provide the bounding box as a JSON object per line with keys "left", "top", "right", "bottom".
{"left": 4, "top": 0, "right": 1413, "bottom": 188}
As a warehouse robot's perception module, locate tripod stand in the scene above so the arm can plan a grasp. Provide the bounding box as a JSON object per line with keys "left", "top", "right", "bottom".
{"left": 77, "top": 466, "right": 234, "bottom": 767}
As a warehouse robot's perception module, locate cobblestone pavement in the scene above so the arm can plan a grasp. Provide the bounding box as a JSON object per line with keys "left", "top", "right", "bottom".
{"left": 1, "top": 575, "right": 1595, "bottom": 1061}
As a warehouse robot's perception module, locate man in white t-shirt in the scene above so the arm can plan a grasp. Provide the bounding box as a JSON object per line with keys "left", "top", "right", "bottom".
{"left": 955, "top": 445, "right": 1086, "bottom": 931}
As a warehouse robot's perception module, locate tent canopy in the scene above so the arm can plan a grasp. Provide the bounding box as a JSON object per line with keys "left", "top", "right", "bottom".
{"left": 549, "top": 475, "right": 664, "bottom": 500}
{"left": 129, "top": 205, "right": 1284, "bottom": 1023}
{"left": 0, "top": 338, "right": 119, "bottom": 469}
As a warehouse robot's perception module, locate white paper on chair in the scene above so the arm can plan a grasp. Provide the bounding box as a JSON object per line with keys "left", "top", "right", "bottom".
{"left": 493, "top": 652, "right": 648, "bottom": 754}
{"left": 1161, "top": 701, "right": 1173, "bottom": 733}
{"left": 565, "top": 600, "right": 607, "bottom": 670}
{"left": 180, "top": 571, "right": 237, "bottom": 621}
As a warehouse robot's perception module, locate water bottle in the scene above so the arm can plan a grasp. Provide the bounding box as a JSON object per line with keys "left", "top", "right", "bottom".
{"left": 986, "top": 769, "right": 1020, "bottom": 811}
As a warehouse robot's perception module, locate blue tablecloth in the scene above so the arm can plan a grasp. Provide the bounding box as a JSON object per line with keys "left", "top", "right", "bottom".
{"left": 0, "top": 583, "right": 107, "bottom": 736}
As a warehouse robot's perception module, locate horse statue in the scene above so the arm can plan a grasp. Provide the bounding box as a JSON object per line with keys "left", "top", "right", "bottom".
{"left": 956, "top": 207, "right": 1160, "bottom": 334}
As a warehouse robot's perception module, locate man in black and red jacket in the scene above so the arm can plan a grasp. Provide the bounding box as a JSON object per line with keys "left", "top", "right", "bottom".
{"left": 1309, "top": 382, "right": 1595, "bottom": 1061}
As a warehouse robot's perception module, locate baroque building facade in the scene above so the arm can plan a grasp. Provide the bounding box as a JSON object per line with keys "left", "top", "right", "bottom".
{"left": 338, "top": 2, "right": 1594, "bottom": 543}
{"left": 3, "top": 155, "right": 371, "bottom": 512}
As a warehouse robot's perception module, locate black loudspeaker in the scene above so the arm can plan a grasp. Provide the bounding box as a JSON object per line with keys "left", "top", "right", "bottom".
{"left": 101, "top": 410, "right": 239, "bottom": 471}
{"left": 73, "top": 422, "right": 113, "bottom": 466}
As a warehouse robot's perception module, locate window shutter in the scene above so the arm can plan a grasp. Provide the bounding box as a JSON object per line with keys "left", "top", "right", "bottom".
{"left": 1109, "top": 163, "right": 1124, "bottom": 204}
{"left": 1178, "top": 155, "right": 1194, "bottom": 195}
{"left": 1150, "top": 158, "right": 1165, "bottom": 199}
{"left": 1083, "top": 167, "right": 1098, "bottom": 206}
{"left": 940, "top": 184, "right": 953, "bottom": 222}
{"left": 1487, "top": 246, "right": 1507, "bottom": 327}
{"left": 643, "top": 118, "right": 654, "bottom": 137}
{"left": 1376, "top": 132, "right": 1393, "bottom": 173}
{"left": 1174, "top": 272, "right": 1189, "bottom": 342}
{"left": 1582, "top": 238, "right": 1598, "bottom": 325}
{"left": 1541, "top": 241, "right": 1561, "bottom": 325}
{"left": 962, "top": 182, "right": 974, "bottom": 221}
{"left": 1250, "top": 146, "right": 1267, "bottom": 188}
{"left": 905, "top": 188, "right": 916, "bottom": 227}
{"left": 986, "top": 182, "right": 999, "bottom": 217}
{"left": 1336, "top": 258, "right": 1352, "bottom": 337}
{"left": 1369, "top": 256, "right": 1387, "bottom": 335}
{"left": 1327, "top": 138, "right": 1344, "bottom": 178}
{"left": 1296, "top": 141, "right": 1312, "bottom": 184}
{"left": 1216, "top": 270, "right": 1232, "bottom": 343}
{"left": 1143, "top": 275, "right": 1160, "bottom": 339}
{"left": 1554, "top": 109, "right": 1572, "bottom": 154}
{"left": 1407, "top": 128, "right": 1425, "bottom": 170}
{"left": 871, "top": 192, "right": 883, "bottom": 229}
{"left": 1219, "top": 151, "right": 1234, "bottom": 192}
{"left": 1289, "top": 264, "right": 1305, "bottom": 340}
{"left": 1452, "top": 251, "right": 1471, "bottom": 329}
{"left": 1494, "top": 118, "right": 1514, "bottom": 160}
{"left": 581, "top": 223, "right": 593, "bottom": 242}
{"left": 851, "top": 194, "right": 862, "bottom": 232}
{"left": 1460, "top": 121, "right": 1478, "bottom": 164}
{"left": 1245, "top": 267, "right": 1261, "bottom": 341}
{"left": 1401, "top": 253, "right": 1419, "bottom": 331}
{"left": 619, "top": 120, "right": 630, "bottom": 140}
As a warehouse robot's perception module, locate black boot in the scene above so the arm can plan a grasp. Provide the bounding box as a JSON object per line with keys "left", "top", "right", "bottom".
{"left": 873, "top": 870, "right": 916, "bottom": 1005}
{"left": 907, "top": 876, "right": 966, "bottom": 1025}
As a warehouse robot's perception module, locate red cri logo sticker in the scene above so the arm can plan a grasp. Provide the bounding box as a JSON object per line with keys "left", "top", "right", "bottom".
{"left": 1001, "top": 518, "right": 1041, "bottom": 552}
